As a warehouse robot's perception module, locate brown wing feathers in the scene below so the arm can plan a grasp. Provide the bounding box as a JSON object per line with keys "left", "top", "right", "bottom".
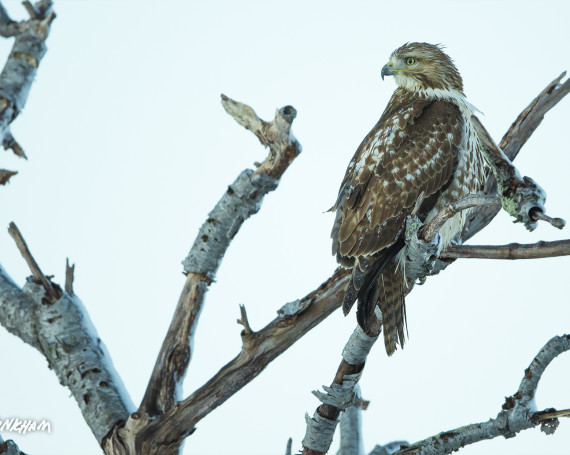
{"left": 333, "top": 95, "right": 463, "bottom": 355}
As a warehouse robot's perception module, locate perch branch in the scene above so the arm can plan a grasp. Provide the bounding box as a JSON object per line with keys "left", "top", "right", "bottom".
{"left": 302, "top": 325, "right": 380, "bottom": 455}
{"left": 440, "top": 239, "right": 570, "bottom": 260}
{"left": 395, "top": 335, "right": 570, "bottom": 454}
{"left": 0, "top": 0, "right": 55, "bottom": 182}
{"left": 138, "top": 96, "right": 302, "bottom": 421}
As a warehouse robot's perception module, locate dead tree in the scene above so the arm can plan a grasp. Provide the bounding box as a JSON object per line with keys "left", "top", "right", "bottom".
{"left": 0, "top": 2, "right": 569, "bottom": 454}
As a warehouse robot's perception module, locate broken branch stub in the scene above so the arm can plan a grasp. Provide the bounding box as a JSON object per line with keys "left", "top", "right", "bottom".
{"left": 221, "top": 95, "right": 301, "bottom": 179}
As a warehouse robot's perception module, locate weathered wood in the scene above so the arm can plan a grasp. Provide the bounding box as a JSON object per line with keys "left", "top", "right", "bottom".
{"left": 463, "top": 72, "right": 570, "bottom": 240}
{"left": 395, "top": 335, "right": 570, "bottom": 454}
{"left": 0, "top": 0, "right": 55, "bottom": 182}
{"left": 441, "top": 239, "right": 570, "bottom": 260}
{"left": 138, "top": 96, "right": 302, "bottom": 424}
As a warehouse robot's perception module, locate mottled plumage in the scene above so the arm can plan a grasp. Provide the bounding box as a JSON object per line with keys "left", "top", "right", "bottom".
{"left": 331, "top": 43, "right": 486, "bottom": 355}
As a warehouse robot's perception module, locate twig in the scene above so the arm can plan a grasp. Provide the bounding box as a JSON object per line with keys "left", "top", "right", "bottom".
{"left": 285, "top": 437, "right": 292, "bottom": 455}
{"left": 418, "top": 195, "right": 501, "bottom": 243}
{"left": 395, "top": 335, "right": 570, "bottom": 454}
{"left": 530, "top": 208, "right": 566, "bottom": 230}
{"left": 440, "top": 239, "right": 570, "bottom": 260}
{"left": 533, "top": 408, "right": 570, "bottom": 421}
{"left": 65, "top": 257, "right": 75, "bottom": 295}
{"left": 138, "top": 96, "right": 301, "bottom": 422}
{"left": 7, "top": 222, "right": 59, "bottom": 300}
{"left": 237, "top": 304, "right": 253, "bottom": 336}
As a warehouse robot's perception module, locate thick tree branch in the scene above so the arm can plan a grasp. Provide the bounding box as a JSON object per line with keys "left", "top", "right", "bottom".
{"left": 0, "top": 241, "right": 132, "bottom": 446}
{"left": 464, "top": 72, "right": 570, "bottom": 239}
{"left": 138, "top": 96, "right": 301, "bottom": 422}
{"left": 441, "top": 239, "right": 570, "bottom": 260}
{"left": 470, "top": 115, "right": 564, "bottom": 231}
{"left": 395, "top": 335, "right": 570, "bottom": 454}
{"left": 0, "top": 0, "right": 55, "bottom": 183}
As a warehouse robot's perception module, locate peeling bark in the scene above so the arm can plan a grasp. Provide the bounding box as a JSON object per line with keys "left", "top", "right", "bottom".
{"left": 0, "top": 0, "right": 55, "bottom": 180}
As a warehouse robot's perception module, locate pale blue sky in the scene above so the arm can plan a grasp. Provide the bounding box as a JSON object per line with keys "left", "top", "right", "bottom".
{"left": 1, "top": 1, "right": 569, "bottom": 454}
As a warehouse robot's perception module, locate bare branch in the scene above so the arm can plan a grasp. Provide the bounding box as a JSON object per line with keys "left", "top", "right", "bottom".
{"left": 464, "top": 73, "right": 570, "bottom": 240}
{"left": 440, "top": 239, "right": 570, "bottom": 260}
{"left": 132, "top": 269, "right": 350, "bottom": 450}
{"left": 395, "top": 335, "right": 570, "bottom": 454}
{"left": 530, "top": 208, "right": 566, "bottom": 230}
{"left": 7, "top": 222, "right": 60, "bottom": 300}
{"left": 285, "top": 438, "right": 292, "bottom": 455}
{"left": 0, "top": 264, "right": 133, "bottom": 445}
{"left": 302, "top": 325, "right": 380, "bottom": 455}
{"left": 0, "top": 0, "right": 55, "bottom": 175}
{"left": 470, "top": 115, "right": 564, "bottom": 231}
{"left": 139, "top": 96, "right": 302, "bottom": 420}
{"left": 221, "top": 95, "right": 301, "bottom": 179}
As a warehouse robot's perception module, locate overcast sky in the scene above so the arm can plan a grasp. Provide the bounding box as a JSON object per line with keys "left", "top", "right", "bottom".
{"left": 0, "top": 1, "right": 569, "bottom": 454}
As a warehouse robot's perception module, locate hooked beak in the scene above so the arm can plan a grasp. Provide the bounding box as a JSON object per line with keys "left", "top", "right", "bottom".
{"left": 381, "top": 63, "right": 394, "bottom": 80}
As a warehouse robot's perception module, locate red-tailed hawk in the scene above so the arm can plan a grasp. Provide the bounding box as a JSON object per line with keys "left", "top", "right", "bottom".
{"left": 331, "top": 43, "right": 486, "bottom": 355}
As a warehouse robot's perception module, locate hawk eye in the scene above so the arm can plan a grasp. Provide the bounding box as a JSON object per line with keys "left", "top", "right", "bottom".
{"left": 406, "top": 57, "right": 416, "bottom": 65}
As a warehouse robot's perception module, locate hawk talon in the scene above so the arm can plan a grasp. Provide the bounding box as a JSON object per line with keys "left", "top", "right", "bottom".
{"left": 403, "top": 215, "right": 441, "bottom": 282}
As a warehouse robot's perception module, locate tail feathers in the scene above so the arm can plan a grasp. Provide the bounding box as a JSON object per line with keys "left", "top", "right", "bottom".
{"left": 378, "top": 264, "right": 406, "bottom": 356}
{"left": 341, "top": 238, "right": 407, "bottom": 355}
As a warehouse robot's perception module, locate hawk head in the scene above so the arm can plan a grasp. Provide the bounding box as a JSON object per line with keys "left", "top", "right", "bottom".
{"left": 381, "top": 42, "right": 463, "bottom": 94}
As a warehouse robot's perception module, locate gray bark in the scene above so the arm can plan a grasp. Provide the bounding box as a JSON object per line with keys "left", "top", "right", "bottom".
{"left": 394, "top": 335, "right": 570, "bottom": 454}
{"left": 0, "top": 266, "right": 133, "bottom": 444}
{"left": 0, "top": 1, "right": 55, "bottom": 183}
